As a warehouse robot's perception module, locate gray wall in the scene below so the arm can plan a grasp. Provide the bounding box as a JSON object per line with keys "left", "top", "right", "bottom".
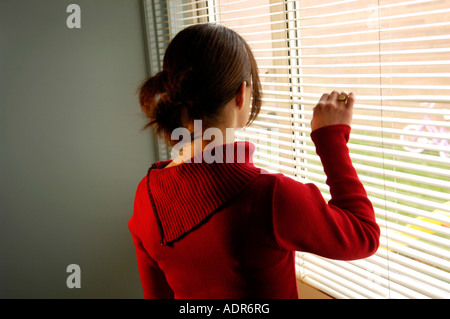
{"left": 0, "top": 0, "right": 154, "bottom": 298}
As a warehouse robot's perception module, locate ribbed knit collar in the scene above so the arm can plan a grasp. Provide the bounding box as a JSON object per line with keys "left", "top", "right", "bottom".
{"left": 147, "top": 141, "right": 261, "bottom": 246}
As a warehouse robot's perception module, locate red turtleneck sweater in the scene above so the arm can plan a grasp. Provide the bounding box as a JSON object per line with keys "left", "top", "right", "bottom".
{"left": 128, "top": 124, "right": 380, "bottom": 299}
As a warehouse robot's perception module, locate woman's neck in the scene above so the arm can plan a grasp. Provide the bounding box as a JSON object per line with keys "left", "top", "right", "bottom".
{"left": 166, "top": 126, "right": 237, "bottom": 168}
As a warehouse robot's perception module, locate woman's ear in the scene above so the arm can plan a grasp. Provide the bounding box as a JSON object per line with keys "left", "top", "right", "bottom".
{"left": 235, "top": 81, "right": 247, "bottom": 110}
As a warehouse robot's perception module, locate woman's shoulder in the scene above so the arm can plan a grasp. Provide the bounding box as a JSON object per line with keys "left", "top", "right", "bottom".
{"left": 254, "top": 168, "right": 298, "bottom": 184}
{"left": 247, "top": 168, "right": 302, "bottom": 192}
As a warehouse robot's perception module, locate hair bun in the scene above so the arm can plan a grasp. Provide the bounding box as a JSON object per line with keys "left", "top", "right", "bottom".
{"left": 139, "top": 70, "right": 192, "bottom": 140}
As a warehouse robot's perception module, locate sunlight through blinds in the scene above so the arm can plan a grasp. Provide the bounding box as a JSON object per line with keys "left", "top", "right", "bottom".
{"left": 142, "top": 0, "right": 450, "bottom": 298}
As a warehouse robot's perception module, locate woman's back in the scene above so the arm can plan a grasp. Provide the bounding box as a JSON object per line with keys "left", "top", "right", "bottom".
{"left": 129, "top": 127, "right": 380, "bottom": 298}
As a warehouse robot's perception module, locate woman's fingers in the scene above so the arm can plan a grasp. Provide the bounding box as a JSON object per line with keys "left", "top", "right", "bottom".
{"left": 311, "top": 90, "right": 355, "bottom": 132}
{"left": 318, "top": 93, "right": 329, "bottom": 105}
{"left": 329, "top": 90, "right": 339, "bottom": 103}
{"left": 347, "top": 92, "right": 355, "bottom": 109}
{"left": 338, "top": 92, "right": 348, "bottom": 103}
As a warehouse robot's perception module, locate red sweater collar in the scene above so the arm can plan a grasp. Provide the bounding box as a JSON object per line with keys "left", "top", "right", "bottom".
{"left": 147, "top": 141, "right": 261, "bottom": 245}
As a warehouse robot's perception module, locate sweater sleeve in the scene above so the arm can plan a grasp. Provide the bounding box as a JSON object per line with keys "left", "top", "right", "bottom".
{"left": 129, "top": 179, "right": 174, "bottom": 299}
{"left": 272, "top": 124, "right": 380, "bottom": 260}
{"left": 130, "top": 234, "right": 174, "bottom": 299}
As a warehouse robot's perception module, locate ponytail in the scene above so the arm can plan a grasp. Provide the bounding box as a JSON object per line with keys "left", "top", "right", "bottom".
{"left": 139, "top": 70, "right": 193, "bottom": 144}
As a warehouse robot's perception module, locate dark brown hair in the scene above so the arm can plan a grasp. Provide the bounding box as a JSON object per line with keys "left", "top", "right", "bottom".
{"left": 138, "top": 23, "right": 262, "bottom": 146}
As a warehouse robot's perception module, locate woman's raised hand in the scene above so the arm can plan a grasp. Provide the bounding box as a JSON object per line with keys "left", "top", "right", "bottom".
{"left": 311, "top": 91, "right": 355, "bottom": 132}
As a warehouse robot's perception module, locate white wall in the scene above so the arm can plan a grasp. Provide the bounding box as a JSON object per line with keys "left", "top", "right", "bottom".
{"left": 0, "top": 0, "right": 154, "bottom": 298}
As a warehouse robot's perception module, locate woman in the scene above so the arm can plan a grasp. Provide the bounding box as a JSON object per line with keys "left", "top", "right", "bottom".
{"left": 128, "top": 23, "right": 380, "bottom": 299}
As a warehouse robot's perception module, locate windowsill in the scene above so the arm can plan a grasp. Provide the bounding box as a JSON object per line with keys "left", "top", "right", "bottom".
{"left": 297, "top": 280, "right": 333, "bottom": 299}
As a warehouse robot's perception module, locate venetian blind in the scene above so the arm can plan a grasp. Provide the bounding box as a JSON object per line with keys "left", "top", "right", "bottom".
{"left": 142, "top": 0, "right": 450, "bottom": 299}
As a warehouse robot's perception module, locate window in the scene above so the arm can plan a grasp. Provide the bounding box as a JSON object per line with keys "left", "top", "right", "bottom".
{"left": 142, "top": 0, "right": 450, "bottom": 298}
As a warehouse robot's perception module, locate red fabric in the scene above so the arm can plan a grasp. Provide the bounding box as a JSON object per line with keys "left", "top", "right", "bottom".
{"left": 128, "top": 124, "right": 380, "bottom": 299}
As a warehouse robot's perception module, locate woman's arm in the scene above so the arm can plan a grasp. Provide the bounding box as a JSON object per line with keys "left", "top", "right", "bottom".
{"left": 271, "top": 92, "right": 380, "bottom": 260}
{"left": 129, "top": 178, "right": 174, "bottom": 299}
{"left": 131, "top": 234, "right": 174, "bottom": 299}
